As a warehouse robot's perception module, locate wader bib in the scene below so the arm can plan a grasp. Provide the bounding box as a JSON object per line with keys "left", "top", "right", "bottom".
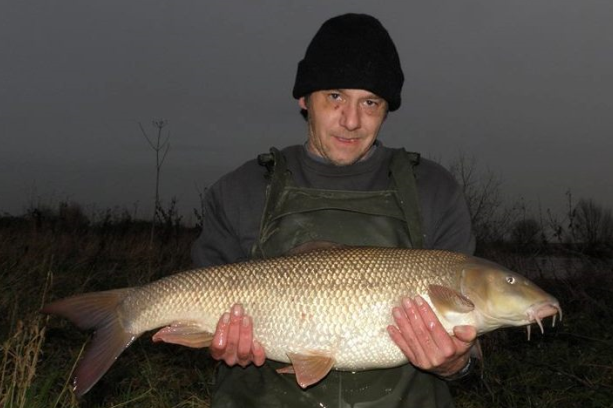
{"left": 252, "top": 147, "right": 423, "bottom": 257}
{"left": 212, "top": 148, "right": 455, "bottom": 408}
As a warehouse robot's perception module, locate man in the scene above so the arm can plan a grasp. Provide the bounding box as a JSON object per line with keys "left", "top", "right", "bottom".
{"left": 192, "top": 13, "right": 477, "bottom": 407}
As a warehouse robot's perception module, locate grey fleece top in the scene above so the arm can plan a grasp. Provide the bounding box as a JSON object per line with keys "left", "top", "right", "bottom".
{"left": 191, "top": 144, "right": 474, "bottom": 267}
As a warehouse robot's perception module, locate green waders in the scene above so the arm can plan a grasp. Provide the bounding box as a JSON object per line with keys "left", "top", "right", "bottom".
{"left": 211, "top": 148, "right": 455, "bottom": 408}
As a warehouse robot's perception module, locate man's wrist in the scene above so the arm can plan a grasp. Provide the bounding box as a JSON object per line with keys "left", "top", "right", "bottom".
{"left": 439, "top": 357, "right": 475, "bottom": 381}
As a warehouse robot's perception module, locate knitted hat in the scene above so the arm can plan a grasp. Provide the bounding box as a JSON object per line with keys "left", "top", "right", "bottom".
{"left": 292, "top": 13, "right": 404, "bottom": 111}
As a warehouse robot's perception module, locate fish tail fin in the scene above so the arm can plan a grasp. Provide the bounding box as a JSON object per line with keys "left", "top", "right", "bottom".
{"left": 41, "top": 289, "right": 138, "bottom": 397}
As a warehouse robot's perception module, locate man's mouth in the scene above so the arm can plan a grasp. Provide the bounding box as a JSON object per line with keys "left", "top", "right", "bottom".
{"left": 334, "top": 136, "right": 360, "bottom": 144}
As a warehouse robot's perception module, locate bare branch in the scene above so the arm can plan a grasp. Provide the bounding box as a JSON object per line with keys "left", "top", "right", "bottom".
{"left": 138, "top": 119, "right": 172, "bottom": 247}
{"left": 162, "top": 129, "right": 171, "bottom": 149}
{"left": 159, "top": 143, "right": 170, "bottom": 168}
{"left": 448, "top": 153, "right": 519, "bottom": 245}
{"left": 139, "top": 122, "right": 157, "bottom": 151}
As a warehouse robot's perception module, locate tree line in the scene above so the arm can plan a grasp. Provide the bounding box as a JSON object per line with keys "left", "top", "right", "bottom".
{"left": 450, "top": 155, "right": 612, "bottom": 258}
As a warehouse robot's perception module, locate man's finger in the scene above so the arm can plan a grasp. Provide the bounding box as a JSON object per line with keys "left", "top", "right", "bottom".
{"left": 252, "top": 340, "right": 266, "bottom": 366}
{"left": 392, "top": 298, "right": 429, "bottom": 367}
{"left": 236, "top": 315, "right": 254, "bottom": 367}
{"left": 452, "top": 325, "right": 477, "bottom": 351}
{"left": 210, "top": 312, "right": 230, "bottom": 360}
{"left": 414, "top": 296, "right": 455, "bottom": 359}
{"left": 224, "top": 304, "right": 244, "bottom": 365}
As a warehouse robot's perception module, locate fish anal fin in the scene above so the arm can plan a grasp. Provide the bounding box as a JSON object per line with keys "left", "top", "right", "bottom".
{"left": 276, "top": 364, "right": 295, "bottom": 375}
{"left": 428, "top": 284, "right": 475, "bottom": 314}
{"left": 284, "top": 351, "right": 335, "bottom": 389}
{"left": 41, "top": 289, "right": 137, "bottom": 397}
{"left": 152, "top": 323, "right": 213, "bottom": 348}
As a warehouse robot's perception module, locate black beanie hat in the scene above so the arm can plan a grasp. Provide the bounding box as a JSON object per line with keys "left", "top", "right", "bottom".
{"left": 293, "top": 13, "right": 404, "bottom": 111}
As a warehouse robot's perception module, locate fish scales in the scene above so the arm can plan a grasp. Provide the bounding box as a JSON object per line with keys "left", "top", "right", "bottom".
{"left": 42, "top": 246, "right": 562, "bottom": 396}
{"left": 121, "top": 247, "right": 469, "bottom": 370}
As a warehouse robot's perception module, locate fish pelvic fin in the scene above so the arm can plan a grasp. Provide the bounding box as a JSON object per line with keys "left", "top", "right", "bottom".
{"left": 428, "top": 284, "right": 475, "bottom": 315}
{"left": 41, "top": 289, "right": 137, "bottom": 397}
{"left": 281, "top": 351, "right": 335, "bottom": 389}
{"left": 152, "top": 323, "right": 214, "bottom": 348}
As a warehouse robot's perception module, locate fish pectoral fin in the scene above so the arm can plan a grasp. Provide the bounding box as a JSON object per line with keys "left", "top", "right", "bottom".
{"left": 428, "top": 284, "right": 475, "bottom": 314}
{"left": 151, "top": 323, "right": 213, "bottom": 348}
{"left": 282, "top": 351, "right": 335, "bottom": 389}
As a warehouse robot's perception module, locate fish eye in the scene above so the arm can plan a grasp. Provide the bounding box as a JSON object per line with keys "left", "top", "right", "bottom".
{"left": 506, "top": 276, "right": 516, "bottom": 284}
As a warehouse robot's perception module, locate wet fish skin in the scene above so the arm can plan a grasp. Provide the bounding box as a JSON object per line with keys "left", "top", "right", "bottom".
{"left": 41, "top": 246, "right": 561, "bottom": 396}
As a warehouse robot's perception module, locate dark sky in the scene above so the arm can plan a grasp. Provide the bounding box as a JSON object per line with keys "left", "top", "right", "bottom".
{"left": 2, "top": 1, "right": 612, "bottom": 223}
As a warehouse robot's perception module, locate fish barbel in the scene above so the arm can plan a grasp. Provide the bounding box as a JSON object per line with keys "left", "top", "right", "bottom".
{"left": 42, "top": 246, "right": 561, "bottom": 397}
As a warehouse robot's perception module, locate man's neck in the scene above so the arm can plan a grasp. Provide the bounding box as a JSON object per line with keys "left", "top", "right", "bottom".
{"left": 303, "top": 140, "right": 381, "bottom": 165}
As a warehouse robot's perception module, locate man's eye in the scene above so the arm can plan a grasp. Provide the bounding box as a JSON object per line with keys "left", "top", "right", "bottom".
{"left": 329, "top": 93, "right": 341, "bottom": 100}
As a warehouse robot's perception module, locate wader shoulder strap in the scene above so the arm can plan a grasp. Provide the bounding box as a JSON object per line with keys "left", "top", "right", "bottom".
{"left": 389, "top": 149, "right": 424, "bottom": 249}
{"left": 254, "top": 148, "right": 294, "bottom": 257}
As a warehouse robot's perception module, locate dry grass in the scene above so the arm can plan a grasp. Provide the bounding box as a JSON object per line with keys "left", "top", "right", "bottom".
{"left": 1, "top": 316, "right": 48, "bottom": 407}
{"left": 0, "top": 219, "right": 210, "bottom": 408}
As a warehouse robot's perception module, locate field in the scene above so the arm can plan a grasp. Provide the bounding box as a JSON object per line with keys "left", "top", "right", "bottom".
{"left": 1, "top": 216, "right": 611, "bottom": 408}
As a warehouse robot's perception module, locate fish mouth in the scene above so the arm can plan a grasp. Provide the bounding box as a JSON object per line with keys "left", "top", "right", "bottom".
{"left": 525, "top": 301, "right": 563, "bottom": 340}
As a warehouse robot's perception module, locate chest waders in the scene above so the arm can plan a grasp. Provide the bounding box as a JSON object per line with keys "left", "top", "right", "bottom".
{"left": 252, "top": 147, "right": 424, "bottom": 257}
{"left": 211, "top": 148, "right": 455, "bottom": 408}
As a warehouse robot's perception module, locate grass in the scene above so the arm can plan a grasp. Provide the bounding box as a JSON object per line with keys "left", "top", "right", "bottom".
{"left": 0, "top": 219, "right": 211, "bottom": 408}
{"left": 1, "top": 216, "right": 612, "bottom": 407}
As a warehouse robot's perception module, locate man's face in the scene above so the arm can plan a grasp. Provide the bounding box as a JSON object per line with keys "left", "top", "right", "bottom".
{"left": 300, "top": 89, "right": 388, "bottom": 166}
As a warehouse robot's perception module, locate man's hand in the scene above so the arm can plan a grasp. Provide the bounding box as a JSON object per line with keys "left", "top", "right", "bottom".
{"left": 387, "top": 296, "right": 477, "bottom": 378}
{"left": 210, "top": 303, "right": 266, "bottom": 367}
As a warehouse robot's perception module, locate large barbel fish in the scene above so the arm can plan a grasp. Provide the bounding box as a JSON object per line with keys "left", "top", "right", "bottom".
{"left": 42, "top": 246, "right": 561, "bottom": 397}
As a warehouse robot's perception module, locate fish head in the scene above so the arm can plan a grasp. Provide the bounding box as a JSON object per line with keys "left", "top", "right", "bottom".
{"left": 459, "top": 257, "right": 562, "bottom": 335}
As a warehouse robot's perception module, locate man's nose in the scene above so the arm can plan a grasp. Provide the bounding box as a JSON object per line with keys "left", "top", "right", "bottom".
{"left": 339, "top": 103, "right": 361, "bottom": 130}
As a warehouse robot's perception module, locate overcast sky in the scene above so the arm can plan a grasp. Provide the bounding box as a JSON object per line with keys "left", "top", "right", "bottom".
{"left": 2, "top": 1, "right": 612, "bottom": 224}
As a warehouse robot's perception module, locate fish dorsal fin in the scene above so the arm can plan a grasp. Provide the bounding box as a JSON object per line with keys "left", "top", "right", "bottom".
{"left": 428, "top": 284, "right": 475, "bottom": 314}
{"left": 283, "top": 351, "right": 335, "bottom": 388}
{"left": 287, "top": 241, "right": 345, "bottom": 255}
{"left": 151, "top": 322, "right": 213, "bottom": 348}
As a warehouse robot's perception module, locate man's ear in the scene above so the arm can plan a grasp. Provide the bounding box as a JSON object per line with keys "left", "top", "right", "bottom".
{"left": 298, "top": 97, "right": 308, "bottom": 110}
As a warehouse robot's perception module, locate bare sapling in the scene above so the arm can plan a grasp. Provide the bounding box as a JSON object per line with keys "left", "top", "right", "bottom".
{"left": 139, "top": 119, "right": 171, "bottom": 247}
